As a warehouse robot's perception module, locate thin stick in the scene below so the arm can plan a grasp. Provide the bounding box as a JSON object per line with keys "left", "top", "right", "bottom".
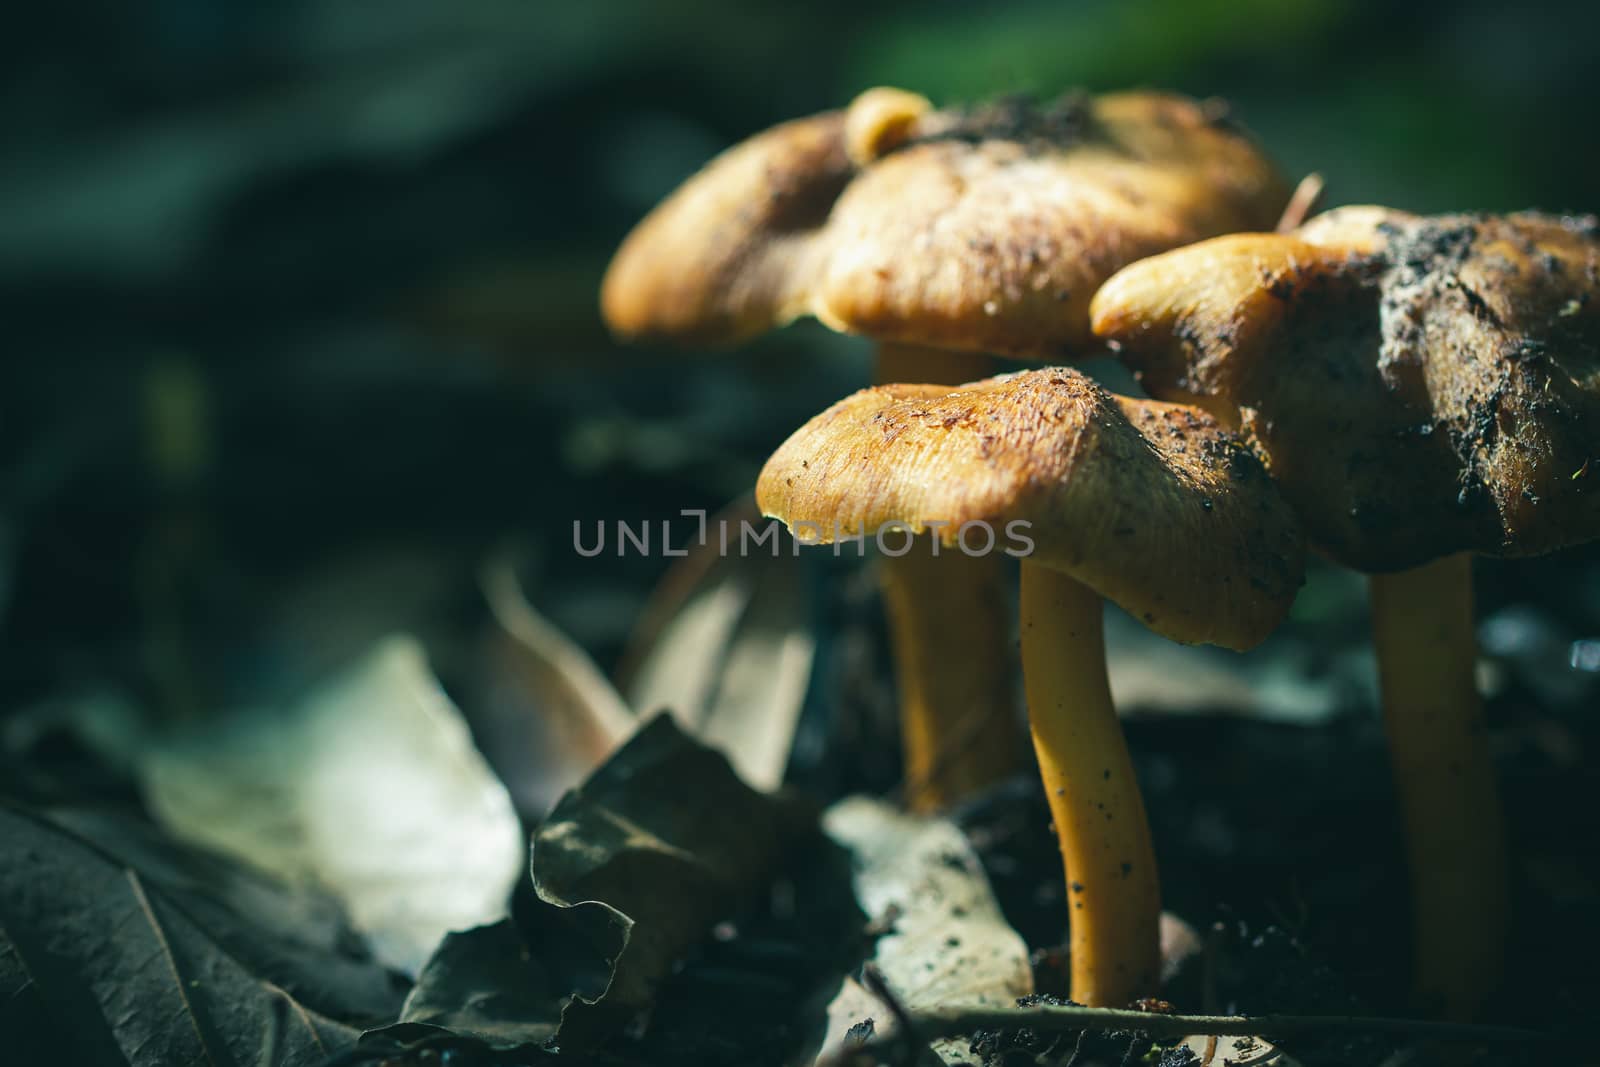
{"left": 860, "top": 964, "right": 940, "bottom": 1066}
{"left": 1276, "top": 173, "right": 1325, "bottom": 233}
{"left": 837, "top": 1002, "right": 1552, "bottom": 1051}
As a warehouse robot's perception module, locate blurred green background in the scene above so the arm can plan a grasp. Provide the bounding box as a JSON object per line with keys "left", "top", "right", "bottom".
{"left": 4, "top": 0, "right": 1599, "bottom": 719}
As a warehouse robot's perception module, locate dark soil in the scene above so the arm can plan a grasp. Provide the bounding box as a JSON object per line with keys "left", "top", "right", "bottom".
{"left": 947, "top": 685, "right": 1599, "bottom": 1066}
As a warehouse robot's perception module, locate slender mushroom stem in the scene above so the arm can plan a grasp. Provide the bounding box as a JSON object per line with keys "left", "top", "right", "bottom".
{"left": 1274, "top": 172, "right": 1325, "bottom": 233}
{"left": 874, "top": 342, "right": 1023, "bottom": 811}
{"left": 873, "top": 342, "right": 995, "bottom": 393}
{"left": 1369, "top": 552, "right": 1507, "bottom": 1019}
{"left": 1020, "top": 559, "right": 1160, "bottom": 1006}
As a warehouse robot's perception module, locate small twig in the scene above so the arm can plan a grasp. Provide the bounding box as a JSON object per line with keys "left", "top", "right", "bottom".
{"left": 861, "top": 964, "right": 938, "bottom": 1066}
{"left": 836, "top": 1002, "right": 1553, "bottom": 1056}
{"left": 1276, "top": 172, "right": 1325, "bottom": 233}
{"left": 1117, "top": 1033, "right": 1153, "bottom": 1066}
{"left": 1061, "top": 1027, "right": 1089, "bottom": 1066}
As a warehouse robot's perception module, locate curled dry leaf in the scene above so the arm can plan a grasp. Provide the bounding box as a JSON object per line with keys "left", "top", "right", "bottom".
{"left": 532, "top": 715, "right": 810, "bottom": 1048}
{"left": 366, "top": 716, "right": 813, "bottom": 1054}
{"left": 474, "top": 557, "right": 635, "bottom": 817}
{"left": 476, "top": 529, "right": 812, "bottom": 809}
{"left": 140, "top": 636, "right": 525, "bottom": 974}
{"left": 361, "top": 916, "right": 582, "bottom": 1052}
{"left": 622, "top": 498, "right": 815, "bottom": 791}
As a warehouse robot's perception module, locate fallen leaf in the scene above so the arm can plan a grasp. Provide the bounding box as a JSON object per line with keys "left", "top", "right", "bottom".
{"left": 1178, "top": 1032, "right": 1305, "bottom": 1066}
{"left": 614, "top": 497, "right": 760, "bottom": 691}
{"left": 43, "top": 807, "right": 405, "bottom": 1026}
{"left": 140, "top": 636, "right": 525, "bottom": 974}
{"left": 473, "top": 557, "right": 636, "bottom": 817}
{"left": 621, "top": 496, "right": 815, "bottom": 790}
{"left": 808, "top": 797, "right": 1033, "bottom": 1065}
{"left": 367, "top": 716, "right": 812, "bottom": 1054}
{"left": 364, "top": 919, "right": 567, "bottom": 1051}
{"left": 534, "top": 714, "right": 811, "bottom": 1047}
{"left": 0, "top": 804, "right": 392, "bottom": 1066}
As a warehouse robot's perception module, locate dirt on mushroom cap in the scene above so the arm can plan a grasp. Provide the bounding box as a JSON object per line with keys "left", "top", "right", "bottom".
{"left": 756, "top": 368, "right": 1305, "bottom": 650}
{"left": 601, "top": 89, "right": 1288, "bottom": 358}
{"left": 1091, "top": 207, "right": 1600, "bottom": 571}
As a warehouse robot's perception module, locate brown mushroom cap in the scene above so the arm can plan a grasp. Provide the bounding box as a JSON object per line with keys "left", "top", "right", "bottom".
{"left": 1091, "top": 207, "right": 1600, "bottom": 571}
{"left": 600, "top": 110, "right": 853, "bottom": 346}
{"left": 602, "top": 89, "right": 1288, "bottom": 358}
{"left": 756, "top": 368, "right": 1305, "bottom": 649}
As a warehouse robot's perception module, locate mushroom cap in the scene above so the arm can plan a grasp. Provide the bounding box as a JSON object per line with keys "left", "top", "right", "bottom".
{"left": 756, "top": 368, "right": 1305, "bottom": 650}
{"left": 602, "top": 89, "right": 1288, "bottom": 358}
{"left": 1090, "top": 207, "right": 1600, "bottom": 570}
{"left": 600, "top": 109, "right": 853, "bottom": 347}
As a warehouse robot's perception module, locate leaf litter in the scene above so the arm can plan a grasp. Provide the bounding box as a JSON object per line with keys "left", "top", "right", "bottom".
{"left": 366, "top": 715, "right": 818, "bottom": 1056}
{"left": 139, "top": 636, "right": 525, "bottom": 974}
{"left": 808, "top": 797, "right": 1033, "bottom": 1066}
{"left": 3, "top": 542, "right": 1568, "bottom": 1067}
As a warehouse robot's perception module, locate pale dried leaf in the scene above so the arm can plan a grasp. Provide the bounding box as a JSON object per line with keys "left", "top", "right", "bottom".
{"left": 140, "top": 637, "right": 524, "bottom": 974}
{"left": 474, "top": 558, "right": 635, "bottom": 815}
{"left": 809, "top": 797, "right": 1032, "bottom": 1065}
{"left": 1179, "top": 1032, "right": 1305, "bottom": 1066}
{"left": 625, "top": 533, "right": 814, "bottom": 790}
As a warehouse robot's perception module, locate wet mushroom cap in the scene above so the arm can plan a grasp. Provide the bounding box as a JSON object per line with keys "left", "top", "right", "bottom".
{"left": 756, "top": 368, "right": 1306, "bottom": 649}
{"left": 602, "top": 89, "right": 1288, "bottom": 357}
{"left": 1091, "top": 207, "right": 1600, "bottom": 571}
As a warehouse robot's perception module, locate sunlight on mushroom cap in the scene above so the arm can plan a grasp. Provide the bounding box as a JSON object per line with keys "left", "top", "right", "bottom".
{"left": 756, "top": 368, "right": 1305, "bottom": 650}
{"left": 1091, "top": 207, "right": 1600, "bottom": 571}
{"left": 603, "top": 88, "right": 1287, "bottom": 358}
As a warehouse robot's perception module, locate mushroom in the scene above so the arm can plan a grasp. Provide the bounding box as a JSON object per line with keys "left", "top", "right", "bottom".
{"left": 602, "top": 86, "right": 1288, "bottom": 810}
{"left": 757, "top": 368, "right": 1306, "bottom": 1005}
{"left": 1090, "top": 206, "right": 1600, "bottom": 1016}
{"left": 603, "top": 87, "right": 1288, "bottom": 358}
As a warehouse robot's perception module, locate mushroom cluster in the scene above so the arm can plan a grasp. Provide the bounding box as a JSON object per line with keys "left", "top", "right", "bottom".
{"left": 603, "top": 86, "right": 1288, "bottom": 811}
{"left": 603, "top": 85, "right": 1600, "bottom": 1020}
{"left": 757, "top": 368, "right": 1305, "bottom": 1005}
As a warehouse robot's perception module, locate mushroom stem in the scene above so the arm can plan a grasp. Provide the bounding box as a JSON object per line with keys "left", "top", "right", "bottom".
{"left": 875, "top": 343, "right": 1022, "bottom": 812}
{"left": 1020, "top": 560, "right": 1160, "bottom": 1007}
{"left": 873, "top": 342, "right": 994, "bottom": 392}
{"left": 1369, "top": 553, "right": 1507, "bottom": 1019}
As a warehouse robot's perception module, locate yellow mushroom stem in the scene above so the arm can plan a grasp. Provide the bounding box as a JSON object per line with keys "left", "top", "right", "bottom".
{"left": 874, "top": 342, "right": 1022, "bottom": 811}
{"left": 1020, "top": 560, "right": 1161, "bottom": 1006}
{"left": 1369, "top": 552, "right": 1507, "bottom": 1019}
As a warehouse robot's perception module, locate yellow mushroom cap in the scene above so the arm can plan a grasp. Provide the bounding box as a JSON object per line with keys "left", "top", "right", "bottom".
{"left": 602, "top": 88, "right": 1288, "bottom": 358}
{"left": 756, "top": 368, "right": 1306, "bottom": 650}
{"left": 1090, "top": 207, "right": 1600, "bottom": 571}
